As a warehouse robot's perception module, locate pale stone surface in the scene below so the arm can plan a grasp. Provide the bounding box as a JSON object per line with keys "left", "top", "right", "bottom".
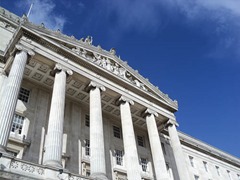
{"left": 145, "top": 109, "right": 169, "bottom": 180}
{"left": 43, "top": 65, "right": 72, "bottom": 168}
{"left": 89, "top": 81, "right": 108, "bottom": 180}
{"left": 118, "top": 96, "right": 142, "bottom": 180}
{"left": 167, "top": 120, "right": 190, "bottom": 180}
{"left": 0, "top": 7, "right": 239, "bottom": 180}
{"left": 0, "top": 50, "right": 29, "bottom": 152}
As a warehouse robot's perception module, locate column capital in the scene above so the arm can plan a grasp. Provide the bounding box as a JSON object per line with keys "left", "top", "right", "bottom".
{"left": 15, "top": 44, "right": 35, "bottom": 56}
{"left": 142, "top": 108, "right": 158, "bottom": 118}
{"left": 51, "top": 63, "right": 73, "bottom": 76}
{"left": 165, "top": 119, "right": 179, "bottom": 128}
{"left": 116, "top": 96, "right": 134, "bottom": 106}
{"left": 86, "top": 81, "right": 106, "bottom": 92}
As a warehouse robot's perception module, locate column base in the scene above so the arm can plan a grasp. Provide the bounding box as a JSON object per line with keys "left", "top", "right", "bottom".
{"left": 0, "top": 145, "right": 16, "bottom": 158}
{"left": 0, "top": 144, "right": 6, "bottom": 153}
{"left": 90, "top": 172, "right": 109, "bottom": 180}
{"left": 43, "top": 160, "right": 63, "bottom": 168}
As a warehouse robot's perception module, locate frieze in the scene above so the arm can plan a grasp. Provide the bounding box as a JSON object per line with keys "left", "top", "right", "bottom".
{"left": 0, "top": 20, "right": 16, "bottom": 32}
{"left": 4, "top": 10, "right": 177, "bottom": 108}
{"left": 10, "top": 160, "right": 45, "bottom": 176}
{"left": 71, "top": 45, "right": 149, "bottom": 93}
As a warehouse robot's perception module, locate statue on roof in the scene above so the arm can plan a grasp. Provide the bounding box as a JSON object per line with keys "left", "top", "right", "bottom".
{"left": 84, "top": 36, "right": 93, "bottom": 45}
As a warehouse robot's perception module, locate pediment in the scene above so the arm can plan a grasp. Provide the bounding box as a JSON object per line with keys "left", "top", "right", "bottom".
{"left": 23, "top": 22, "right": 178, "bottom": 110}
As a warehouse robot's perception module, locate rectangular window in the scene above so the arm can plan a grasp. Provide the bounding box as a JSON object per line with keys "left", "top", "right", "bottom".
{"left": 85, "top": 139, "right": 90, "bottom": 156}
{"left": 166, "top": 163, "right": 172, "bottom": 178}
{"left": 86, "top": 170, "right": 90, "bottom": 177}
{"left": 113, "top": 126, "right": 121, "bottom": 139}
{"left": 189, "top": 156, "right": 194, "bottom": 167}
{"left": 194, "top": 175, "right": 199, "bottom": 180}
{"left": 18, "top": 87, "right": 30, "bottom": 103}
{"left": 203, "top": 161, "right": 208, "bottom": 172}
{"left": 227, "top": 170, "right": 232, "bottom": 180}
{"left": 137, "top": 135, "right": 144, "bottom": 147}
{"left": 140, "top": 158, "right": 148, "bottom": 172}
{"left": 216, "top": 166, "right": 220, "bottom": 176}
{"left": 11, "top": 114, "right": 24, "bottom": 134}
{"left": 161, "top": 142, "right": 166, "bottom": 154}
{"left": 115, "top": 150, "right": 123, "bottom": 166}
{"left": 85, "top": 114, "right": 90, "bottom": 127}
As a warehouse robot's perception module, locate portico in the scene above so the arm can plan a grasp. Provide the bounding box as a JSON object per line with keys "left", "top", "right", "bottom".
{"left": 0, "top": 27, "right": 188, "bottom": 180}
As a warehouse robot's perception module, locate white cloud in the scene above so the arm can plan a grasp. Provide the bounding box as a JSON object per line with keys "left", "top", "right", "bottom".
{"left": 101, "top": 0, "right": 240, "bottom": 58}
{"left": 17, "top": 0, "right": 66, "bottom": 31}
{"left": 172, "top": 0, "right": 240, "bottom": 59}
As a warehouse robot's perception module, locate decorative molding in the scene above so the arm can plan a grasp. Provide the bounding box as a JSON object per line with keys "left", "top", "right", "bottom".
{"left": 15, "top": 44, "right": 35, "bottom": 57}
{"left": 0, "top": 6, "right": 177, "bottom": 109}
{"left": 0, "top": 20, "right": 16, "bottom": 32}
{"left": 86, "top": 81, "right": 106, "bottom": 92}
{"left": 10, "top": 160, "right": 45, "bottom": 176}
{"left": 142, "top": 108, "right": 158, "bottom": 118}
{"left": 165, "top": 119, "right": 179, "bottom": 128}
{"left": 51, "top": 63, "right": 73, "bottom": 76}
{"left": 116, "top": 96, "right": 134, "bottom": 106}
{"left": 21, "top": 20, "right": 178, "bottom": 108}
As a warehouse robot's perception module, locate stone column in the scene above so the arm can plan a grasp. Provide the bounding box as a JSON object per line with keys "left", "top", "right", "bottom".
{"left": 0, "top": 68, "right": 7, "bottom": 101}
{"left": 0, "top": 45, "right": 34, "bottom": 153}
{"left": 87, "top": 81, "right": 108, "bottom": 180}
{"left": 144, "top": 109, "right": 169, "bottom": 180}
{"left": 166, "top": 119, "right": 190, "bottom": 180}
{"left": 117, "top": 96, "right": 141, "bottom": 180}
{"left": 43, "top": 64, "right": 72, "bottom": 168}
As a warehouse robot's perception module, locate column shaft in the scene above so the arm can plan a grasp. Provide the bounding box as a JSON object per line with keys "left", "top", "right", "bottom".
{"left": 43, "top": 70, "right": 67, "bottom": 167}
{"left": 120, "top": 100, "right": 141, "bottom": 180}
{"left": 168, "top": 123, "right": 190, "bottom": 180}
{"left": 89, "top": 85, "right": 108, "bottom": 179}
{"left": 146, "top": 114, "right": 169, "bottom": 180}
{"left": 0, "top": 50, "right": 28, "bottom": 151}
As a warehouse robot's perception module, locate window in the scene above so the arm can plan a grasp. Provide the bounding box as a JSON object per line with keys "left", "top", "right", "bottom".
{"left": 11, "top": 114, "right": 24, "bottom": 134}
{"left": 6, "top": 149, "right": 18, "bottom": 157}
{"left": 203, "top": 161, "right": 208, "bottom": 172}
{"left": 216, "top": 166, "right": 220, "bottom": 176}
{"left": 166, "top": 163, "right": 172, "bottom": 178}
{"left": 115, "top": 150, "right": 123, "bottom": 166}
{"left": 137, "top": 135, "right": 144, "bottom": 147}
{"left": 18, "top": 87, "right": 30, "bottom": 103}
{"left": 227, "top": 170, "right": 232, "bottom": 180}
{"left": 140, "top": 158, "right": 148, "bottom": 172}
{"left": 194, "top": 175, "right": 199, "bottom": 180}
{"left": 85, "top": 139, "right": 90, "bottom": 156}
{"left": 189, "top": 156, "right": 194, "bottom": 167}
{"left": 85, "top": 114, "right": 90, "bottom": 127}
{"left": 86, "top": 170, "right": 90, "bottom": 177}
{"left": 113, "top": 126, "right": 121, "bottom": 139}
{"left": 161, "top": 142, "right": 166, "bottom": 154}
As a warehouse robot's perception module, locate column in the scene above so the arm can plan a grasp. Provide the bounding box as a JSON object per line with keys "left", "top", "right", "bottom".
{"left": 0, "top": 69, "right": 7, "bottom": 101}
{"left": 43, "top": 64, "right": 72, "bottom": 168}
{"left": 117, "top": 96, "right": 141, "bottom": 180}
{"left": 167, "top": 119, "right": 190, "bottom": 180}
{"left": 88, "top": 81, "right": 108, "bottom": 180}
{"left": 0, "top": 44, "right": 34, "bottom": 153}
{"left": 144, "top": 109, "right": 169, "bottom": 180}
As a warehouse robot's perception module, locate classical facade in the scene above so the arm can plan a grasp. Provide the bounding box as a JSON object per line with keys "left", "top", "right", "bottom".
{"left": 0, "top": 7, "right": 239, "bottom": 180}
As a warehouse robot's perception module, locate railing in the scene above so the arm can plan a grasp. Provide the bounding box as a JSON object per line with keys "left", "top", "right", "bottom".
{"left": 0, "top": 154, "right": 92, "bottom": 180}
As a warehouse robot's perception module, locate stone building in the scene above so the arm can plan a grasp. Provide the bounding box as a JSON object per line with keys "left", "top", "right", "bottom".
{"left": 0, "top": 6, "right": 239, "bottom": 180}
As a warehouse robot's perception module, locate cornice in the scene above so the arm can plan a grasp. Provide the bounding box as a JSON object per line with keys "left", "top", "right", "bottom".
{"left": 20, "top": 20, "right": 178, "bottom": 110}
{"left": 178, "top": 131, "right": 240, "bottom": 168}
{"left": 0, "top": 5, "right": 178, "bottom": 112}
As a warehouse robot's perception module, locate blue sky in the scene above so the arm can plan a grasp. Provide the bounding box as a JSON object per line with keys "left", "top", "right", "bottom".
{"left": 1, "top": 0, "right": 240, "bottom": 157}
